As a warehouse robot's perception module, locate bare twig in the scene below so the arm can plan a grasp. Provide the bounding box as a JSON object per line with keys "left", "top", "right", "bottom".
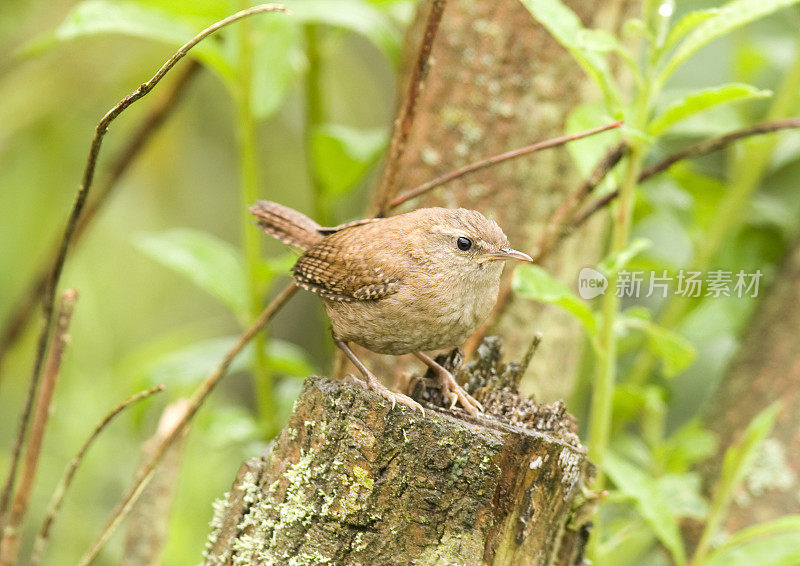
{"left": 77, "top": 283, "right": 297, "bottom": 566}
{"left": 373, "top": 0, "right": 448, "bottom": 216}
{"left": 0, "top": 3, "right": 286, "bottom": 529}
{"left": 570, "top": 191, "right": 617, "bottom": 230}
{"left": 0, "top": 61, "right": 201, "bottom": 373}
{"left": 519, "top": 332, "right": 544, "bottom": 376}
{"left": 640, "top": 116, "right": 800, "bottom": 181}
{"left": 572, "top": 117, "right": 800, "bottom": 229}
{"left": 0, "top": 290, "right": 77, "bottom": 566}
{"left": 389, "top": 121, "right": 624, "bottom": 210}
{"left": 529, "top": 141, "right": 627, "bottom": 257}
{"left": 29, "top": 385, "right": 165, "bottom": 566}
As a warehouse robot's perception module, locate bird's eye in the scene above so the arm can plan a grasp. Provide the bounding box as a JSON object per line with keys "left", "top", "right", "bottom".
{"left": 457, "top": 236, "right": 472, "bottom": 251}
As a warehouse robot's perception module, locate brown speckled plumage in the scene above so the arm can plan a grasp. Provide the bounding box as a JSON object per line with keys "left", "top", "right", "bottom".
{"left": 250, "top": 200, "right": 531, "bottom": 414}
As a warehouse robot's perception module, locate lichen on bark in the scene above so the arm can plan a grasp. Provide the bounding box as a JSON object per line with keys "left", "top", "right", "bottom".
{"left": 204, "top": 339, "right": 594, "bottom": 565}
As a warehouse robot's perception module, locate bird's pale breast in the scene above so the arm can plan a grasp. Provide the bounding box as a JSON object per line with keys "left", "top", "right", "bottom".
{"left": 325, "top": 265, "right": 502, "bottom": 354}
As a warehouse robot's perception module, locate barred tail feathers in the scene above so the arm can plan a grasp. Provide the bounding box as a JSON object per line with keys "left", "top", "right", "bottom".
{"left": 249, "top": 200, "right": 324, "bottom": 251}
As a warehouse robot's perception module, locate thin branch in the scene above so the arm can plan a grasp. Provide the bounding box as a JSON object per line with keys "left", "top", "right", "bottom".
{"left": 0, "top": 290, "right": 77, "bottom": 566}
{"left": 373, "top": 0, "right": 448, "bottom": 216}
{"left": 518, "top": 332, "right": 543, "bottom": 377}
{"left": 572, "top": 117, "right": 800, "bottom": 229}
{"left": 77, "top": 283, "right": 297, "bottom": 566}
{"left": 0, "top": 3, "right": 286, "bottom": 528}
{"left": 29, "top": 385, "right": 165, "bottom": 566}
{"left": 530, "top": 141, "right": 627, "bottom": 258}
{"left": 640, "top": 116, "right": 800, "bottom": 181}
{"left": 570, "top": 191, "right": 617, "bottom": 230}
{"left": 389, "top": 121, "right": 624, "bottom": 210}
{"left": 0, "top": 61, "right": 201, "bottom": 373}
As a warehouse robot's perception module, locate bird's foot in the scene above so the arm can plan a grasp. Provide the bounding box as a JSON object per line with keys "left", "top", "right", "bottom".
{"left": 414, "top": 352, "right": 482, "bottom": 416}
{"left": 344, "top": 373, "right": 366, "bottom": 387}
{"left": 395, "top": 371, "right": 423, "bottom": 396}
{"left": 436, "top": 370, "right": 483, "bottom": 416}
{"left": 363, "top": 372, "right": 425, "bottom": 416}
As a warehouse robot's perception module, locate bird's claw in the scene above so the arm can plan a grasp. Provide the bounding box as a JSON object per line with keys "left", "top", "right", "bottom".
{"left": 345, "top": 373, "right": 366, "bottom": 387}
{"left": 434, "top": 370, "right": 482, "bottom": 416}
{"left": 364, "top": 373, "right": 425, "bottom": 416}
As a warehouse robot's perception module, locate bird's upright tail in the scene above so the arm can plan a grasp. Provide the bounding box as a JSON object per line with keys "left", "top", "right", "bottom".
{"left": 249, "top": 200, "right": 324, "bottom": 251}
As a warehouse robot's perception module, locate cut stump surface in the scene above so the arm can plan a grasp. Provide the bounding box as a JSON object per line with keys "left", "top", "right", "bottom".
{"left": 204, "top": 340, "right": 593, "bottom": 565}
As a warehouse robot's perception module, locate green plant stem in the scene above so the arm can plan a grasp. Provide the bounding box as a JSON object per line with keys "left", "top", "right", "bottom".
{"left": 627, "top": 35, "right": 800, "bottom": 387}
{"left": 303, "top": 24, "right": 329, "bottom": 225}
{"left": 236, "top": 10, "right": 274, "bottom": 427}
{"left": 588, "top": 144, "right": 645, "bottom": 477}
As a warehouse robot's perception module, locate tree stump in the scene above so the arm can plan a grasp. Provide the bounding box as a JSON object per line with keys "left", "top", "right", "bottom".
{"left": 203, "top": 340, "right": 594, "bottom": 565}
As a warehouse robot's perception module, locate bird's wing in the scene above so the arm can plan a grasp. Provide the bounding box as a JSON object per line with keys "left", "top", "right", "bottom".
{"left": 291, "top": 234, "right": 400, "bottom": 302}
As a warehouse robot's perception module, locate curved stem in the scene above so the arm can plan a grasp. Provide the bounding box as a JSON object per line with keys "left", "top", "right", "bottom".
{"left": 235, "top": 4, "right": 274, "bottom": 427}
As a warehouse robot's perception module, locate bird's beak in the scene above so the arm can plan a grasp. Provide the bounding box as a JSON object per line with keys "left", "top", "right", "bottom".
{"left": 479, "top": 247, "right": 534, "bottom": 263}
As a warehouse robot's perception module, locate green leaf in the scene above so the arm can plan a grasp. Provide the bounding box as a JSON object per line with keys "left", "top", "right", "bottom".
{"left": 662, "top": 8, "right": 720, "bottom": 53}
{"left": 517, "top": 0, "right": 622, "bottom": 108}
{"left": 717, "top": 402, "right": 781, "bottom": 510}
{"left": 599, "top": 238, "right": 652, "bottom": 276}
{"left": 146, "top": 336, "right": 248, "bottom": 387}
{"left": 134, "top": 0, "right": 231, "bottom": 20}
{"left": 645, "top": 324, "right": 695, "bottom": 377}
{"left": 596, "top": 519, "right": 657, "bottom": 566}
{"left": 660, "top": 421, "right": 718, "bottom": 472}
{"left": 605, "top": 452, "right": 687, "bottom": 566}
{"left": 620, "top": 313, "right": 696, "bottom": 377}
{"left": 705, "top": 516, "right": 800, "bottom": 566}
{"left": 658, "top": 0, "right": 800, "bottom": 86}
{"left": 576, "top": 28, "right": 621, "bottom": 53}
{"left": 565, "top": 103, "right": 622, "bottom": 178}
{"left": 251, "top": 18, "right": 303, "bottom": 119}
{"left": 54, "top": 0, "right": 199, "bottom": 45}
{"left": 286, "top": 0, "right": 403, "bottom": 62}
{"left": 656, "top": 473, "right": 709, "bottom": 520}
{"left": 203, "top": 405, "right": 261, "bottom": 446}
{"left": 513, "top": 264, "right": 597, "bottom": 335}
{"left": 649, "top": 84, "right": 771, "bottom": 136}
{"left": 44, "top": 0, "right": 236, "bottom": 84}
{"left": 312, "top": 124, "right": 388, "bottom": 196}
{"left": 694, "top": 403, "right": 783, "bottom": 564}
{"left": 134, "top": 229, "right": 248, "bottom": 316}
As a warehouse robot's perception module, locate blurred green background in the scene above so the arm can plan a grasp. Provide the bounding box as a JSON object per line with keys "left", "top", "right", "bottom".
{"left": 2, "top": 0, "right": 800, "bottom": 564}
{"left": 1, "top": 0, "right": 406, "bottom": 562}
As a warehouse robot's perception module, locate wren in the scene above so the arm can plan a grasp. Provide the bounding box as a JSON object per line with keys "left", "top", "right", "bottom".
{"left": 250, "top": 201, "right": 532, "bottom": 415}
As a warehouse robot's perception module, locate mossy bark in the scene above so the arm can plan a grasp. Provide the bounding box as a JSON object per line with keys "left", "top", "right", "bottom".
{"left": 204, "top": 340, "right": 594, "bottom": 565}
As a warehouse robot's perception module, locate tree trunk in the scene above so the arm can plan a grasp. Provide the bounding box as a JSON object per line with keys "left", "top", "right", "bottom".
{"left": 373, "top": 0, "right": 637, "bottom": 401}
{"left": 203, "top": 341, "right": 594, "bottom": 565}
{"left": 696, "top": 233, "right": 800, "bottom": 535}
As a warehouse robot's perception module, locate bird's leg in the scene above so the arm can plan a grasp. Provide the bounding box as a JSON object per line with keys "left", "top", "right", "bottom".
{"left": 334, "top": 339, "right": 425, "bottom": 415}
{"left": 413, "top": 352, "right": 483, "bottom": 416}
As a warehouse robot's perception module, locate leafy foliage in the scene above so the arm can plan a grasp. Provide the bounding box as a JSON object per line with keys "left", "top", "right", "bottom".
{"left": 2, "top": 0, "right": 799, "bottom": 563}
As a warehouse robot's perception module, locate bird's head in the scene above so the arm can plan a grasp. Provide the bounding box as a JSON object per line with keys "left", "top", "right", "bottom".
{"left": 402, "top": 208, "right": 533, "bottom": 279}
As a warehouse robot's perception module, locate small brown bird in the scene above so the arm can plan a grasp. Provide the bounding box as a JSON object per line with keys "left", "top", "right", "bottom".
{"left": 250, "top": 201, "right": 532, "bottom": 415}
